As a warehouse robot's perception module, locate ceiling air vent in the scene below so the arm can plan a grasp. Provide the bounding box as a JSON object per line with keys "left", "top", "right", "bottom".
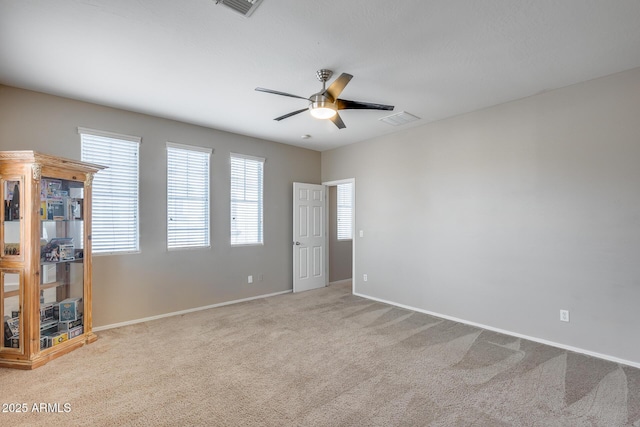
{"left": 215, "top": 0, "right": 263, "bottom": 17}
{"left": 379, "top": 111, "right": 421, "bottom": 126}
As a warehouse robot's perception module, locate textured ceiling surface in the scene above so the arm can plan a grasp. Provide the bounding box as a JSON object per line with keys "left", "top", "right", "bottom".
{"left": 1, "top": 0, "right": 640, "bottom": 151}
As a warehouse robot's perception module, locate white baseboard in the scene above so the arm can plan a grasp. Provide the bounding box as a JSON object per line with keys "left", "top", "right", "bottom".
{"left": 93, "top": 289, "right": 292, "bottom": 332}
{"left": 329, "top": 279, "right": 352, "bottom": 286}
{"left": 354, "top": 291, "right": 640, "bottom": 370}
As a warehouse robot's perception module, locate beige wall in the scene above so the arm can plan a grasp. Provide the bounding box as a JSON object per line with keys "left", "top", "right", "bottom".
{"left": 322, "top": 68, "right": 640, "bottom": 365}
{"left": 328, "top": 186, "right": 352, "bottom": 282}
{"left": 0, "top": 85, "right": 321, "bottom": 327}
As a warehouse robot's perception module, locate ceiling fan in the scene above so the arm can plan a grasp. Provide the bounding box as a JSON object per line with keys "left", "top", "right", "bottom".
{"left": 255, "top": 69, "right": 394, "bottom": 129}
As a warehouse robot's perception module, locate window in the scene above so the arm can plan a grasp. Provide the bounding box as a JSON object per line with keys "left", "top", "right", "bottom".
{"left": 166, "top": 143, "right": 211, "bottom": 250}
{"left": 230, "top": 153, "right": 264, "bottom": 245}
{"left": 79, "top": 128, "right": 140, "bottom": 254}
{"left": 337, "top": 182, "right": 353, "bottom": 240}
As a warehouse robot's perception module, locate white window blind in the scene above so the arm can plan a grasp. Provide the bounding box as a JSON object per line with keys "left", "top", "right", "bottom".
{"left": 230, "top": 153, "right": 264, "bottom": 245}
{"left": 80, "top": 128, "right": 140, "bottom": 254}
{"left": 337, "top": 182, "right": 353, "bottom": 240}
{"left": 167, "top": 143, "right": 211, "bottom": 250}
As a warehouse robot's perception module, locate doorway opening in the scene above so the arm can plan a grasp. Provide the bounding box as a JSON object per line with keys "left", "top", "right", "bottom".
{"left": 324, "top": 178, "right": 355, "bottom": 294}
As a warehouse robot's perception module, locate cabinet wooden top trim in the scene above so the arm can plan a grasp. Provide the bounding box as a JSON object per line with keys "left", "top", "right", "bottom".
{"left": 0, "top": 151, "right": 106, "bottom": 174}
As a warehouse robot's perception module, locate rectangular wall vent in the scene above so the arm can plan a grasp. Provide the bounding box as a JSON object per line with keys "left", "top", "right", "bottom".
{"left": 379, "top": 111, "right": 421, "bottom": 126}
{"left": 216, "top": 0, "right": 263, "bottom": 17}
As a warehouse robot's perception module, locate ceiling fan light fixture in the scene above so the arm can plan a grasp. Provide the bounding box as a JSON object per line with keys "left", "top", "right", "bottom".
{"left": 309, "top": 104, "right": 337, "bottom": 119}
{"left": 309, "top": 95, "right": 337, "bottom": 119}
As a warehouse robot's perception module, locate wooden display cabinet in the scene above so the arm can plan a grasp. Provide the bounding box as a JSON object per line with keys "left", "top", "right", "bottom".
{"left": 0, "top": 151, "right": 104, "bottom": 369}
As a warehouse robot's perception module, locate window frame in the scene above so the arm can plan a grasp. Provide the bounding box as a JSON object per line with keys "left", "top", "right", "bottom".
{"left": 166, "top": 142, "right": 212, "bottom": 251}
{"left": 79, "top": 127, "right": 141, "bottom": 255}
{"left": 230, "top": 153, "right": 265, "bottom": 246}
{"left": 336, "top": 182, "right": 354, "bottom": 241}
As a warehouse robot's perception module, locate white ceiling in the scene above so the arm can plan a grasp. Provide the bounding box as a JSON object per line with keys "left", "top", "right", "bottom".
{"left": 1, "top": 1, "right": 640, "bottom": 152}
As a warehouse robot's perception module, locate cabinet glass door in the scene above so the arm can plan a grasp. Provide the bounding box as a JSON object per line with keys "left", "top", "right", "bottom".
{"left": 39, "top": 178, "right": 84, "bottom": 350}
{"left": 1, "top": 270, "right": 22, "bottom": 351}
{"left": 2, "top": 179, "right": 22, "bottom": 258}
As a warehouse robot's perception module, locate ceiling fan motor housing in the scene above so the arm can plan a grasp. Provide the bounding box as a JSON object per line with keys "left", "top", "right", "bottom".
{"left": 309, "top": 93, "right": 337, "bottom": 119}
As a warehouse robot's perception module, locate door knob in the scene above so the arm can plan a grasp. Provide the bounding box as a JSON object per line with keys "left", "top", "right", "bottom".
{"left": 294, "top": 241, "right": 301, "bottom": 245}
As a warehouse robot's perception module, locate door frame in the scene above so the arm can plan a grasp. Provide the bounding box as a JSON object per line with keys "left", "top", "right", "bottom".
{"left": 322, "top": 178, "right": 356, "bottom": 294}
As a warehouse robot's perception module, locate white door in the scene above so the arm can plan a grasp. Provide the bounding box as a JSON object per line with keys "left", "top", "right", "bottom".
{"left": 293, "top": 182, "right": 327, "bottom": 292}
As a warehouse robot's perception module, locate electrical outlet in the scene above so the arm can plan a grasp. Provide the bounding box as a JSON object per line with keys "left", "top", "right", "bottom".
{"left": 259, "top": 274, "right": 263, "bottom": 282}
{"left": 363, "top": 274, "right": 368, "bottom": 282}
{"left": 248, "top": 275, "right": 253, "bottom": 284}
{"left": 560, "top": 309, "right": 569, "bottom": 322}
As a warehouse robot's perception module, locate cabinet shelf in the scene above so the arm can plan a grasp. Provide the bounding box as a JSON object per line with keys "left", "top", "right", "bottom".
{"left": 4, "top": 290, "right": 18, "bottom": 298}
{"left": 40, "top": 281, "right": 65, "bottom": 291}
{"left": 41, "top": 259, "right": 82, "bottom": 265}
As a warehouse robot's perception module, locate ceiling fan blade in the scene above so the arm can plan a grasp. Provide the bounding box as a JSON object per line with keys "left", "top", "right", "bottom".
{"left": 336, "top": 99, "right": 394, "bottom": 111}
{"left": 324, "top": 73, "right": 353, "bottom": 101}
{"left": 330, "top": 113, "right": 346, "bottom": 129}
{"left": 255, "top": 87, "right": 308, "bottom": 100}
{"left": 274, "top": 108, "right": 308, "bottom": 121}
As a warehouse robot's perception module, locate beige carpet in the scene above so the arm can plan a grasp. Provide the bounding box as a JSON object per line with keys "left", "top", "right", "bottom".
{"left": 1, "top": 281, "right": 639, "bottom": 426}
